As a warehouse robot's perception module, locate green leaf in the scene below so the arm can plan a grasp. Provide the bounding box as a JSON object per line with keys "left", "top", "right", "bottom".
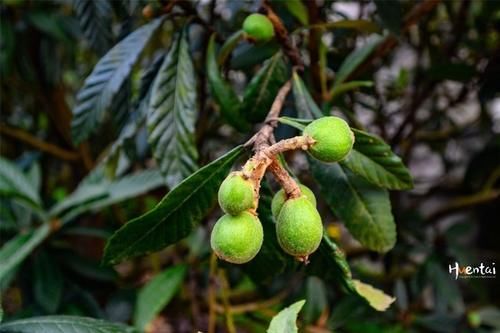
{"left": 33, "top": 251, "right": 63, "bottom": 314}
{"left": 0, "top": 157, "right": 42, "bottom": 209}
{"left": 102, "top": 145, "right": 245, "bottom": 265}
{"left": 148, "top": 29, "right": 199, "bottom": 188}
{"left": 310, "top": 159, "right": 396, "bottom": 253}
{"left": 0, "top": 223, "right": 50, "bottom": 283}
{"left": 330, "top": 81, "right": 373, "bottom": 101}
{"left": 303, "top": 277, "right": 328, "bottom": 324}
{"left": 334, "top": 36, "right": 383, "bottom": 88}
{"left": 241, "top": 52, "right": 288, "bottom": 122}
{"left": 307, "top": 235, "right": 357, "bottom": 294}
{"left": 341, "top": 129, "right": 413, "bottom": 190}
{"left": 292, "top": 72, "right": 323, "bottom": 118}
{"left": 282, "top": 0, "right": 308, "bottom": 25}
{"left": 374, "top": 0, "right": 402, "bottom": 36}
{"left": 134, "top": 265, "right": 187, "bottom": 330}
{"left": 0, "top": 315, "right": 137, "bottom": 333}
{"left": 206, "top": 34, "right": 248, "bottom": 132}
{"left": 58, "top": 169, "right": 165, "bottom": 224}
{"left": 267, "top": 300, "right": 306, "bottom": 333}
{"left": 353, "top": 280, "right": 395, "bottom": 311}
{"left": 73, "top": 0, "right": 113, "bottom": 55}
{"left": 71, "top": 17, "right": 164, "bottom": 144}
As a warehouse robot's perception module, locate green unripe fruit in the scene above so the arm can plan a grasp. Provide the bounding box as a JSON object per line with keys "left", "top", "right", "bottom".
{"left": 276, "top": 196, "right": 323, "bottom": 258}
{"left": 242, "top": 13, "right": 275, "bottom": 42}
{"left": 218, "top": 172, "right": 255, "bottom": 215}
{"left": 210, "top": 212, "right": 263, "bottom": 264}
{"left": 303, "top": 116, "right": 354, "bottom": 163}
{"left": 271, "top": 185, "right": 317, "bottom": 219}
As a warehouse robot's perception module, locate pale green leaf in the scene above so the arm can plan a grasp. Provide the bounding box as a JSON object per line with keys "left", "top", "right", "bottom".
{"left": 353, "top": 280, "right": 396, "bottom": 311}
{"left": 134, "top": 265, "right": 187, "bottom": 330}
{"left": 267, "top": 300, "right": 306, "bottom": 333}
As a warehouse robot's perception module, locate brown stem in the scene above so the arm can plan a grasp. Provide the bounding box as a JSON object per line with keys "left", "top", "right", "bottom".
{"left": 0, "top": 124, "right": 80, "bottom": 161}
{"left": 207, "top": 252, "right": 218, "bottom": 333}
{"left": 262, "top": 3, "right": 304, "bottom": 70}
{"left": 268, "top": 158, "right": 301, "bottom": 199}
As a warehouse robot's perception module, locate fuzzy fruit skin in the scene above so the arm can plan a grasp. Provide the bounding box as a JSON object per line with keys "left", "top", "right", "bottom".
{"left": 303, "top": 116, "right": 354, "bottom": 162}
{"left": 218, "top": 172, "right": 254, "bottom": 215}
{"left": 276, "top": 196, "right": 323, "bottom": 257}
{"left": 210, "top": 212, "right": 263, "bottom": 264}
{"left": 271, "top": 184, "right": 317, "bottom": 219}
{"left": 242, "top": 14, "right": 275, "bottom": 42}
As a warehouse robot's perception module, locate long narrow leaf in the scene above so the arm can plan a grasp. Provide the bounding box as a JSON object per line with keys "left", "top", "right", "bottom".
{"left": 102, "top": 146, "right": 245, "bottom": 265}
{"left": 71, "top": 17, "right": 164, "bottom": 144}
{"left": 148, "top": 29, "right": 198, "bottom": 188}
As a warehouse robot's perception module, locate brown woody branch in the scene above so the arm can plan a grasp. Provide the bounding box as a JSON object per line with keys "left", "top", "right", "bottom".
{"left": 0, "top": 123, "right": 80, "bottom": 161}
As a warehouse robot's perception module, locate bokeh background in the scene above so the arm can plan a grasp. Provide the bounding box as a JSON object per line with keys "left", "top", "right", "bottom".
{"left": 1, "top": 0, "right": 499, "bottom": 332}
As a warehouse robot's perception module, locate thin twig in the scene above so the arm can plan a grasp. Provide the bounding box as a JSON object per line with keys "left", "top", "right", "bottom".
{"left": 426, "top": 190, "right": 500, "bottom": 224}
{"left": 218, "top": 270, "right": 236, "bottom": 333}
{"left": 0, "top": 123, "right": 80, "bottom": 161}
{"left": 207, "top": 253, "right": 218, "bottom": 333}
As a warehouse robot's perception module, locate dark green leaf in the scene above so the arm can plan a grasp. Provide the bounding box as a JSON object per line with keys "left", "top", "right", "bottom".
{"left": 230, "top": 42, "right": 279, "bottom": 70}
{"left": 334, "top": 36, "right": 383, "bottom": 88}
{"left": 303, "top": 277, "right": 328, "bottom": 324}
{"left": 307, "top": 235, "right": 357, "bottom": 294}
{"left": 267, "top": 300, "right": 305, "bottom": 333}
{"left": 148, "top": 29, "right": 198, "bottom": 188}
{"left": 33, "top": 251, "right": 63, "bottom": 314}
{"left": 374, "top": 0, "right": 402, "bottom": 36}
{"left": 71, "top": 17, "right": 164, "bottom": 144}
{"left": 0, "top": 157, "right": 42, "bottom": 210}
{"left": 102, "top": 146, "right": 245, "bottom": 265}
{"left": 282, "top": 0, "right": 308, "bottom": 25}
{"left": 0, "top": 224, "right": 50, "bottom": 282}
{"left": 134, "top": 265, "right": 187, "bottom": 330}
{"left": 0, "top": 315, "right": 137, "bottom": 333}
{"left": 73, "top": 0, "right": 113, "bottom": 55}
{"left": 292, "top": 72, "right": 323, "bottom": 118}
{"left": 241, "top": 52, "right": 288, "bottom": 122}
{"left": 310, "top": 159, "right": 396, "bottom": 253}
{"left": 206, "top": 34, "right": 249, "bottom": 132}
{"left": 341, "top": 129, "right": 413, "bottom": 190}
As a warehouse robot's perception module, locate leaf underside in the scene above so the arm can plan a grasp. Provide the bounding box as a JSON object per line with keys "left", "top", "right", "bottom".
{"left": 71, "top": 17, "right": 164, "bottom": 144}
{"left": 147, "top": 29, "right": 198, "bottom": 188}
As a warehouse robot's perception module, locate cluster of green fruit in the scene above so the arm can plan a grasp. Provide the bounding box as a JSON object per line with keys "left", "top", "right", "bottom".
{"left": 211, "top": 116, "right": 354, "bottom": 264}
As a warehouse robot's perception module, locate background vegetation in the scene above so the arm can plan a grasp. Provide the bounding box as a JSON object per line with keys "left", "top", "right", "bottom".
{"left": 0, "top": 0, "right": 499, "bottom": 332}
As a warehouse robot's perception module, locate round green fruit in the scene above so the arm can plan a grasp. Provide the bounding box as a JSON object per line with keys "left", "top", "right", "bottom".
{"left": 271, "top": 184, "right": 317, "bottom": 218}
{"left": 276, "top": 196, "right": 323, "bottom": 258}
{"left": 242, "top": 13, "right": 275, "bottom": 42}
{"left": 210, "top": 212, "right": 263, "bottom": 264}
{"left": 218, "top": 172, "right": 254, "bottom": 215}
{"left": 303, "top": 116, "right": 354, "bottom": 163}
